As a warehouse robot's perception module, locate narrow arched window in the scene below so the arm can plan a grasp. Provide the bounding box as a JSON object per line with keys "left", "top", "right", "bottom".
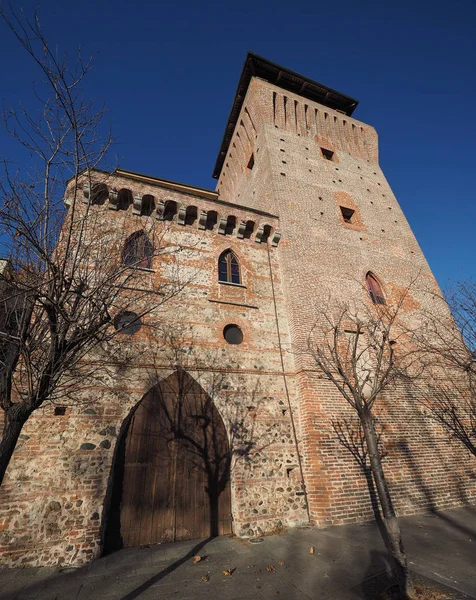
{"left": 122, "top": 231, "right": 153, "bottom": 269}
{"left": 366, "top": 272, "right": 385, "bottom": 304}
{"left": 218, "top": 250, "right": 240, "bottom": 284}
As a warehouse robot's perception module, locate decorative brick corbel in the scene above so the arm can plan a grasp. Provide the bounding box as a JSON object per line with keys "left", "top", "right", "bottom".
{"left": 237, "top": 221, "right": 246, "bottom": 239}
{"left": 198, "top": 211, "right": 207, "bottom": 230}
{"left": 132, "top": 195, "right": 143, "bottom": 215}
{"left": 177, "top": 206, "right": 186, "bottom": 225}
{"left": 108, "top": 189, "right": 119, "bottom": 211}
{"left": 255, "top": 225, "right": 265, "bottom": 243}
{"left": 156, "top": 201, "right": 165, "bottom": 220}
{"left": 218, "top": 217, "right": 227, "bottom": 235}
{"left": 82, "top": 184, "right": 90, "bottom": 204}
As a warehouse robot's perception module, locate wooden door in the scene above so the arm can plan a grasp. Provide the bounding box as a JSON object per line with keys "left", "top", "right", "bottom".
{"left": 120, "top": 371, "right": 232, "bottom": 547}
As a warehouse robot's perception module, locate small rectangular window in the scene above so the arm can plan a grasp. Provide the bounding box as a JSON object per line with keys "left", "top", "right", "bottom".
{"left": 340, "top": 206, "right": 355, "bottom": 223}
{"left": 247, "top": 153, "right": 255, "bottom": 171}
{"left": 321, "top": 148, "right": 334, "bottom": 161}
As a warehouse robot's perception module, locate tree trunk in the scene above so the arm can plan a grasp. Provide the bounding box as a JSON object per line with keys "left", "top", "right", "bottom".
{"left": 207, "top": 473, "right": 220, "bottom": 538}
{"left": 0, "top": 403, "right": 31, "bottom": 486}
{"left": 361, "top": 411, "right": 414, "bottom": 600}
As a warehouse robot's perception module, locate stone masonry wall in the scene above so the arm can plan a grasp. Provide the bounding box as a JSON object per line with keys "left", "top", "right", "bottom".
{"left": 0, "top": 173, "right": 308, "bottom": 567}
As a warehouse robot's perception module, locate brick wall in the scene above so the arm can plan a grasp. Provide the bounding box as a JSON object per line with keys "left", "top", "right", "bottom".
{"left": 218, "top": 75, "right": 476, "bottom": 527}
{"left": 0, "top": 67, "right": 474, "bottom": 569}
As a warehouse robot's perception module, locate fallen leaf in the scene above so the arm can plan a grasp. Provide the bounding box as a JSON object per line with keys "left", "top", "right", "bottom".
{"left": 200, "top": 574, "right": 210, "bottom": 582}
{"left": 309, "top": 546, "right": 316, "bottom": 554}
{"left": 278, "top": 560, "right": 285, "bottom": 566}
{"left": 193, "top": 555, "right": 202, "bottom": 563}
{"left": 247, "top": 564, "right": 255, "bottom": 568}
{"left": 222, "top": 568, "right": 235, "bottom": 576}
{"left": 267, "top": 565, "right": 276, "bottom": 573}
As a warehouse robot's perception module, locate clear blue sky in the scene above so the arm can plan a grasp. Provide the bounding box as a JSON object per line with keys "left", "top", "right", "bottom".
{"left": 1, "top": 0, "right": 475, "bottom": 288}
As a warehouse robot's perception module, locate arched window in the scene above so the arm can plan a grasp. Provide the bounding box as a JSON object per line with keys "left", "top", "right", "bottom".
{"left": 366, "top": 272, "right": 385, "bottom": 304}
{"left": 218, "top": 250, "right": 241, "bottom": 284}
{"left": 122, "top": 231, "right": 153, "bottom": 269}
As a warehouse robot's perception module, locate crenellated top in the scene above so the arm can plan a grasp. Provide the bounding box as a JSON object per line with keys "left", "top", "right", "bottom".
{"left": 64, "top": 171, "right": 281, "bottom": 247}
{"left": 213, "top": 52, "right": 359, "bottom": 179}
{"left": 215, "top": 76, "right": 379, "bottom": 204}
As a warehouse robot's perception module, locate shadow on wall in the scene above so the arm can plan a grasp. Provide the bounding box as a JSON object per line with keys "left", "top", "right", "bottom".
{"left": 396, "top": 438, "right": 476, "bottom": 540}
{"left": 331, "top": 418, "right": 401, "bottom": 562}
{"left": 377, "top": 382, "right": 476, "bottom": 528}
{"left": 4, "top": 508, "right": 476, "bottom": 599}
{"left": 102, "top": 369, "right": 233, "bottom": 555}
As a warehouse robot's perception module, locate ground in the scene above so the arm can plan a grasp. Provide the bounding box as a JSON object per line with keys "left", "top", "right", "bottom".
{"left": 0, "top": 507, "right": 474, "bottom": 599}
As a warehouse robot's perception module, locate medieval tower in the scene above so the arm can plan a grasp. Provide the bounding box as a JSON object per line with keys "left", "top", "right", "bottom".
{"left": 0, "top": 53, "right": 474, "bottom": 567}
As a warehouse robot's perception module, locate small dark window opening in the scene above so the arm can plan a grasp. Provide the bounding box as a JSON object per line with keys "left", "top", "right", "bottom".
{"left": 91, "top": 184, "right": 108, "bottom": 205}
{"left": 117, "top": 189, "right": 133, "bottom": 211}
{"left": 223, "top": 324, "right": 243, "bottom": 345}
{"left": 163, "top": 201, "right": 178, "bottom": 221}
{"left": 321, "top": 148, "right": 334, "bottom": 161}
{"left": 340, "top": 207, "right": 355, "bottom": 223}
{"left": 366, "top": 273, "right": 385, "bottom": 305}
{"left": 141, "top": 195, "right": 155, "bottom": 217}
{"left": 247, "top": 153, "right": 255, "bottom": 171}
{"left": 122, "top": 231, "right": 153, "bottom": 269}
{"left": 218, "top": 250, "right": 241, "bottom": 284}
{"left": 54, "top": 406, "right": 66, "bottom": 416}
{"left": 113, "top": 311, "right": 142, "bottom": 335}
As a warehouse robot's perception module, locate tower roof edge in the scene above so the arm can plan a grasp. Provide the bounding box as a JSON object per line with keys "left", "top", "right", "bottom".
{"left": 212, "top": 52, "right": 359, "bottom": 179}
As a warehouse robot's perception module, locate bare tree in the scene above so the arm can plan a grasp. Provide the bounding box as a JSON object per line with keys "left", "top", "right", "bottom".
{"left": 307, "top": 291, "right": 423, "bottom": 599}
{"left": 415, "top": 279, "right": 476, "bottom": 457}
{"left": 0, "top": 7, "right": 189, "bottom": 485}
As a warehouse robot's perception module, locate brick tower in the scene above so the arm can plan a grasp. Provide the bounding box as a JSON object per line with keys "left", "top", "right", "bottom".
{"left": 0, "top": 53, "right": 474, "bottom": 568}
{"left": 212, "top": 53, "right": 476, "bottom": 525}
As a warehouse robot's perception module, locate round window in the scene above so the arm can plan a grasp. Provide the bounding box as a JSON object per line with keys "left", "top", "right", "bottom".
{"left": 113, "top": 311, "right": 142, "bottom": 335}
{"left": 223, "top": 324, "right": 243, "bottom": 345}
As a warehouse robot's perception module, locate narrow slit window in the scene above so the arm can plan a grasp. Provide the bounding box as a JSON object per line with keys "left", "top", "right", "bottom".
{"left": 247, "top": 153, "right": 255, "bottom": 171}
{"left": 321, "top": 148, "right": 334, "bottom": 161}
{"left": 340, "top": 207, "right": 355, "bottom": 223}
{"left": 366, "top": 273, "right": 385, "bottom": 305}
{"left": 218, "top": 250, "right": 241, "bottom": 284}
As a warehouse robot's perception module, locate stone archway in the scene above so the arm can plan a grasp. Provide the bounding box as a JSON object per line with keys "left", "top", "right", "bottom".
{"left": 104, "top": 370, "right": 232, "bottom": 551}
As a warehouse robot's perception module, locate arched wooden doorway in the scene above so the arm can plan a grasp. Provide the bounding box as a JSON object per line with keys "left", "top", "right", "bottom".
{"left": 113, "top": 371, "right": 232, "bottom": 548}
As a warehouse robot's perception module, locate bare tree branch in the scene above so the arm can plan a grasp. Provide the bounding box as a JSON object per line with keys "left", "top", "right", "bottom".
{"left": 0, "top": 6, "right": 193, "bottom": 485}
{"left": 305, "top": 285, "right": 423, "bottom": 599}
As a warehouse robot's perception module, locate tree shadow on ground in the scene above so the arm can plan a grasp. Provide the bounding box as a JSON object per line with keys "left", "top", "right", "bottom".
{"left": 0, "top": 538, "right": 215, "bottom": 600}
{"left": 359, "top": 549, "right": 394, "bottom": 599}
{"left": 119, "top": 537, "right": 213, "bottom": 600}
